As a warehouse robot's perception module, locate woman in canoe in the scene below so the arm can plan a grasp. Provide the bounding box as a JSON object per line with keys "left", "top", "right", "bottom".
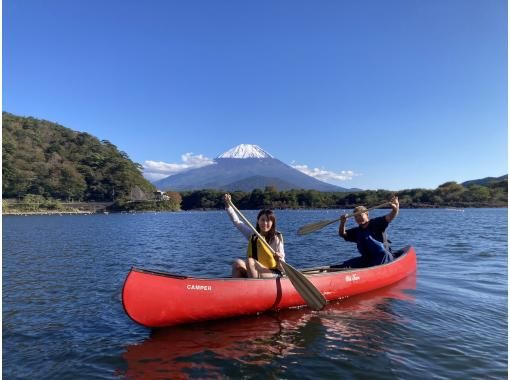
{"left": 224, "top": 193, "right": 285, "bottom": 278}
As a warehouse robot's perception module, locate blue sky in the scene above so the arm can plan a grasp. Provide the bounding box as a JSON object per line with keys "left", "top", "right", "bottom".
{"left": 3, "top": 0, "right": 507, "bottom": 190}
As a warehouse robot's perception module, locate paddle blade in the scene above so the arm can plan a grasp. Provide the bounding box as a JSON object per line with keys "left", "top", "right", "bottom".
{"left": 281, "top": 262, "right": 327, "bottom": 311}
{"left": 297, "top": 219, "right": 337, "bottom": 236}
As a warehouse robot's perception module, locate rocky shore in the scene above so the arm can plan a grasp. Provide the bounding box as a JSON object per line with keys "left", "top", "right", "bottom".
{"left": 3, "top": 210, "right": 97, "bottom": 216}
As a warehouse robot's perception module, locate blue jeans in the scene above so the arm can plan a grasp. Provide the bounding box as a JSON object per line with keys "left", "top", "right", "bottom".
{"left": 337, "top": 250, "right": 394, "bottom": 268}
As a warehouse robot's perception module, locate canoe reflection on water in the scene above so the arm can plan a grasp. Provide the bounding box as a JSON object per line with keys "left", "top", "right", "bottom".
{"left": 120, "top": 274, "right": 416, "bottom": 379}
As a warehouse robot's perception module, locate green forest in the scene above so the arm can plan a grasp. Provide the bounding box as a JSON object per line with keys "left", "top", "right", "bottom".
{"left": 3, "top": 112, "right": 155, "bottom": 202}
{"left": 2, "top": 112, "right": 507, "bottom": 213}
{"left": 179, "top": 180, "right": 507, "bottom": 210}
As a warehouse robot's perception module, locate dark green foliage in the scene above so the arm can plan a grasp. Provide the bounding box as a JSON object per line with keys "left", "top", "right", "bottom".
{"left": 6, "top": 194, "right": 65, "bottom": 212}
{"left": 462, "top": 175, "right": 507, "bottom": 187}
{"left": 180, "top": 181, "right": 507, "bottom": 210}
{"left": 108, "top": 200, "right": 180, "bottom": 212}
{"left": 180, "top": 189, "right": 225, "bottom": 210}
{"left": 2, "top": 112, "right": 155, "bottom": 201}
{"left": 3, "top": 112, "right": 506, "bottom": 211}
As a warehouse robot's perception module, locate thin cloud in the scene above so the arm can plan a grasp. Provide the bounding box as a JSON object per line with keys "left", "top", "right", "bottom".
{"left": 291, "top": 163, "right": 357, "bottom": 183}
{"left": 143, "top": 153, "right": 215, "bottom": 181}
{"left": 143, "top": 152, "right": 356, "bottom": 185}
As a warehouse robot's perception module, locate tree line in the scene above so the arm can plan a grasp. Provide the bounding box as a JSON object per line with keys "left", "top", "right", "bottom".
{"left": 3, "top": 112, "right": 507, "bottom": 212}
{"left": 179, "top": 180, "right": 507, "bottom": 210}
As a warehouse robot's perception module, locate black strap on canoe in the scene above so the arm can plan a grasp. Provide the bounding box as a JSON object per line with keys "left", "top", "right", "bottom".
{"left": 251, "top": 235, "right": 258, "bottom": 261}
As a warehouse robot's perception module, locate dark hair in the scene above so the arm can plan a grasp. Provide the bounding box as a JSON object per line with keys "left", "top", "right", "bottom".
{"left": 256, "top": 209, "right": 277, "bottom": 243}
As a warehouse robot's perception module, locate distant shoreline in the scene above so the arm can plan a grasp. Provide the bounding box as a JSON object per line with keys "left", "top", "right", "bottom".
{"left": 3, "top": 205, "right": 507, "bottom": 216}
{"left": 3, "top": 210, "right": 97, "bottom": 216}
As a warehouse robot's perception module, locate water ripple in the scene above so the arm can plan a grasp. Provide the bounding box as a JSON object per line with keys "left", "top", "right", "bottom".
{"left": 3, "top": 208, "right": 508, "bottom": 379}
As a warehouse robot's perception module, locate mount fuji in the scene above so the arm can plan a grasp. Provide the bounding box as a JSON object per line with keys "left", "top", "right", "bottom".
{"left": 154, "top": 144, "right": 352, "bottom": 192}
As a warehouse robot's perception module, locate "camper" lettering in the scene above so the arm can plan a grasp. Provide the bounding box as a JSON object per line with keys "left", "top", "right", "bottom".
{"left": 186, "top": 284, "right": 212, "bottom": 291}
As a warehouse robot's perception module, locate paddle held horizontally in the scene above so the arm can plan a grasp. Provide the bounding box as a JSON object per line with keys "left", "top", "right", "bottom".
{"left": 297, "top": 202, "right": 391, "bottom": 236}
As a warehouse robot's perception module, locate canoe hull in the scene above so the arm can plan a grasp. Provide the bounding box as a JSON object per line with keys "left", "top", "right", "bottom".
{"left": 122, "top": 246, "right": 417, "bottom": 328}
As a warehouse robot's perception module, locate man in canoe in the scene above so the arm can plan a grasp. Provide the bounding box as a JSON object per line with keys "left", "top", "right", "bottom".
{"left": 224, "top": 193, "right": 285, "bottom": 278}
{"left": 338, "top": 195, "right": 400, "bottom": 268}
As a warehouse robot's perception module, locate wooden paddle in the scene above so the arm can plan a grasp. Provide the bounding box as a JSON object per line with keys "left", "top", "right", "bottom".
{"left": 297, "top": 202, "right": 391, "bottom": 236}
{"left": 227, "top": 200, "right": 327, "bottom": 311}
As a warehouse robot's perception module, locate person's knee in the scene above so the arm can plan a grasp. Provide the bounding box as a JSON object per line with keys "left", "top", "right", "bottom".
{"left": 232, "top": 259, "right": 248, "bottom": 278}
{"left": 232, "top": 259, "right": 245, "bottom": 268}
{"left": 369, "top": 251, "right": 393, "bottom": 266}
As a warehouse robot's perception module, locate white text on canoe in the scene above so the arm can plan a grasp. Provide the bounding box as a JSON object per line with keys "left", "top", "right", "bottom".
{"left": 186, "top": 284, "right": 212, "bottom": 291}
{"left": 345, "top": 274, "right": 360, "bottom": 282}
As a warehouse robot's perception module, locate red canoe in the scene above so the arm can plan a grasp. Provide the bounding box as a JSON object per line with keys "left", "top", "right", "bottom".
{"left": 122, "top": 245, "right": 417, "bottom": 328}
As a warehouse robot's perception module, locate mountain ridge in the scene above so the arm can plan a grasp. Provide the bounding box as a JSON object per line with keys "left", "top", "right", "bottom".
{"left": 220, "top": 175, "right": 303, "bottom": 192}
{"left": 217, "top": 144, "right": 273, "bottom": 159}
{"left": 461, "top": 175, "right": 508, "bottom": 187}
{"left": 154, "top": 146, "right": 352, "bottom": 192}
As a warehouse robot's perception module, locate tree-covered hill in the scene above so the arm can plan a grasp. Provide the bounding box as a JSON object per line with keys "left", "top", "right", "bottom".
{"left": 3, "top": 111, "right": 507, "bottom": 211}
{"left": 2, "top": 112, "right": 155, "bottom": 201}
{"left": 462, "top": 175, "right": 508, "bottom": 187}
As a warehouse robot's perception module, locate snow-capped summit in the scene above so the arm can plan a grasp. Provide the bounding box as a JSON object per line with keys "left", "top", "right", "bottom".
{"left": 217, "top": 144, "right": 273, "bottom": 159}
{"left": 154, "top": 143, "right": 350, "bottom": 192}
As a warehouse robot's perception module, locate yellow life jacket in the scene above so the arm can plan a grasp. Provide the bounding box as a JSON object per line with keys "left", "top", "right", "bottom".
{"left": 246, "top": 233, "right": 283, "bottom": 269}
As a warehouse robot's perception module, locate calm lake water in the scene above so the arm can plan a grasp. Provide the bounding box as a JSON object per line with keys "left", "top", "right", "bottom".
{"left": 3, "top": 208, "right": 508, "bottom": 379}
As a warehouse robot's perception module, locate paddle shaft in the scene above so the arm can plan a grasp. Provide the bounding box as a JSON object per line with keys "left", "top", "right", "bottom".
{"left": 297, "top": 201, "right": 392, "bottom": 236}
{"left": 324, "top": 202, "right": 392, "bottom": 227}
{"left": 345, "top": 202, "right": 391, "bottom": 219}
{"left": 226, "top": 200, "right": 327, "bottom": 310}
{"left": 227, "top": 200, "right": 278, "bottom": 257}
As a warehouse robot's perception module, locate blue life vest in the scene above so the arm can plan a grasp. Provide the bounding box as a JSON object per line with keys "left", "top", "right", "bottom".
{"left": 356, "top": 228, "right": 394, "bottom": 266}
